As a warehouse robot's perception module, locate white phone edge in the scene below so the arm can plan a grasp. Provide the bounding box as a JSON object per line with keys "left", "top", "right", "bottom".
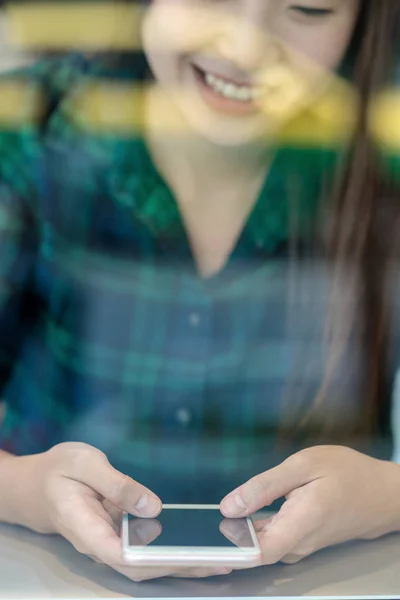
{"left": 121, "top": 503, "right": 262, "bottom": 567}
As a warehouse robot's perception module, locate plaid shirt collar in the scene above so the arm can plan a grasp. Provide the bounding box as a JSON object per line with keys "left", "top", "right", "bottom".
{"left": 43, "top": 55, "right": 332, "bottom": 261}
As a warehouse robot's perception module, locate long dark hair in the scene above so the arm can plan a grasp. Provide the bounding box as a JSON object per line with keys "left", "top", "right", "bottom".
{"left": 281, "top": 0, "right": 400, "bottom": 450}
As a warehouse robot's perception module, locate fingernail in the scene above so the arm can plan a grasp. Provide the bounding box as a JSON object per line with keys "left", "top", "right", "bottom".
{"left": 222, "top": 494, "right": 247, "bottom": 516}
{"left": 135, "top": 493, "right": 161, "bottom": 517}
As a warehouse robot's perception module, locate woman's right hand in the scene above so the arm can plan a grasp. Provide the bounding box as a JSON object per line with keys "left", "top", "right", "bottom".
{"left": 4, "top": 442, "right": 229, "bottom": 581}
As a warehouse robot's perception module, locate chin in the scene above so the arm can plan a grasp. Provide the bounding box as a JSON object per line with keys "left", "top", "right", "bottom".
{"left": 176, "top": 105, "right": 270, "bottom": 148}
{"left": 191, "top": 117, "right": 275, "bottom": 148}
{"left": 200, "top": 128, "right": 264, "bottom": 148}
{"left": 169, "top": 89, "right": 283, "bottom": 149}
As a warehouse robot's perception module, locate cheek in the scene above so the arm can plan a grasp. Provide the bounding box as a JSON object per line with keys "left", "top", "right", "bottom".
{"left": 142, "top": 0, "right": 223, "bottom": 55}
{"left": 290, "top": 30, "right": 354, "bottom": 71}
{"left": 142, "top": 2, "right": 196, "bottom": 86}
{"left": 275, "top": 8, "right": 359, "bottom": 74}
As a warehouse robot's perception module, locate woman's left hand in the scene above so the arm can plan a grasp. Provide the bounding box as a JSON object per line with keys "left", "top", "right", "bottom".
{"left": 221, "top": 446, "right": 400, "bottom": 565}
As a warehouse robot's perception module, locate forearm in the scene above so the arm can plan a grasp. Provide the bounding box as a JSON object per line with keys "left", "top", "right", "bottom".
{"left": 389, "top": 461, "right": 400, "bottom": 529}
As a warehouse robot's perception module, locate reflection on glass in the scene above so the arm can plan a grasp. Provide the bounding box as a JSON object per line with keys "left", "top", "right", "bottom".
{"left": 128, "top": 510, "right": 254, "bottom": 548}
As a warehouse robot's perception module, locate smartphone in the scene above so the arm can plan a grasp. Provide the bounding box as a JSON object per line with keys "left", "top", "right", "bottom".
{"left": 122, "top": 504, "right": 261, "bottom": 567}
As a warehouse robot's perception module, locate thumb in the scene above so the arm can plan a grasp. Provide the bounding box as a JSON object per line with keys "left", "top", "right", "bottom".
{"left": 221, "top": 454, "right": 315, "bottom": 517}
{"left": 62, "top": 447, "right": 162, "bottom": 518}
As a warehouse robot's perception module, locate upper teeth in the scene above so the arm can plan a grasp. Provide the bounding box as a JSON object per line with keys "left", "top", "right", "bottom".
{"left": 204, "top": 72, "right": 261, "bottom": 102}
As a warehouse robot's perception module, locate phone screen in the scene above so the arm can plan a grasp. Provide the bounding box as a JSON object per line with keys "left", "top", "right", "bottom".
{"left": 127, "top": 508, "right": 255, "bottom": 548}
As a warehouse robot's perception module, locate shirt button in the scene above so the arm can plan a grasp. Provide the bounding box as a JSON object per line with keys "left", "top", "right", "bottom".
{"left": 189, "top": 312, "right": 201, "bottom": 327}
{"left": 176, "top": 407, "right": 192, "bottom": 426}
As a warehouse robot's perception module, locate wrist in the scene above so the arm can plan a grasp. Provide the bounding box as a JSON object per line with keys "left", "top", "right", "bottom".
{"left": 375, "top": 459, "right": 400, "bottom": 536}
{"left": 0, "top": 451, "right": 54, "bottom": 532}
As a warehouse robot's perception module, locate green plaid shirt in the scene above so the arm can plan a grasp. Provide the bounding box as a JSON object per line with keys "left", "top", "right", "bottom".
{"left": 0, "top": 55, "right": 392, "bottom": 502}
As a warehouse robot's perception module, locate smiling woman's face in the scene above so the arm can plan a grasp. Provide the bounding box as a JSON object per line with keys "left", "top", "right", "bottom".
{"left": 142, "top": 0, "right": 361, "bottom": 146}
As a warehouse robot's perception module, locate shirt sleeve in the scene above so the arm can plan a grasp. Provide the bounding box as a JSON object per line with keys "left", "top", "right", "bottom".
{"left": 0, "top": 135, "right": 39, "bottom": 391}
{"left": 0, "top": 55, "right": 88, "bottom": 391}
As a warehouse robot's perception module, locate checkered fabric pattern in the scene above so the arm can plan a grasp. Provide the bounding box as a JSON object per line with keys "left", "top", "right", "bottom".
{"left": 0, "top": 55, "right": 392, "bottom": 502}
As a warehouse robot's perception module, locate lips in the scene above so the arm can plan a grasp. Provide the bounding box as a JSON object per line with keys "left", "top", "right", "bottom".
{"left": 191, "top": 63, "right": 252, "bottom": 88}
{"left": 190, "top": 63, "right": 261, "bottom": 115}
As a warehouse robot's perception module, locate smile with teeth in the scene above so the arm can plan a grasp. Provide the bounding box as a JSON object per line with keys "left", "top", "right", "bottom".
{"left": 200, "top": 69, "right": 263, "bottom": 103}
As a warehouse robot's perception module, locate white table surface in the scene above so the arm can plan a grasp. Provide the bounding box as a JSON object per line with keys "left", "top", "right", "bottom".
{"left": 0, "top": 521, "right": 400, "bottom": 599}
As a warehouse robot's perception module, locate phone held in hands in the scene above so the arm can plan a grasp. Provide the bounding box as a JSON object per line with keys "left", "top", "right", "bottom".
{"left": 122, "top": 504, "right": 261, "bottom": 567}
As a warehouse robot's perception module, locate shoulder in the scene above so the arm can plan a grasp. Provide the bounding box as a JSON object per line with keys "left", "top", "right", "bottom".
{"left": 0, "top": 54, "right": 102, "bottom": 196}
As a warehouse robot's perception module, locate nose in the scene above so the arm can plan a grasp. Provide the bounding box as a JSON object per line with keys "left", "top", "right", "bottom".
{"left": 214, "top": 13, "right": 281, "bottom": 75}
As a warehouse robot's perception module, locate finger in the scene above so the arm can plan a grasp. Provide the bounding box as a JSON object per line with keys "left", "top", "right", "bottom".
{"left": 102, "top": 499, "right": 122, "bottom": 523}
{"left": 84, "top": 493, "right": 120, "bottom": 531}
{"left": 61, "top": 446, "right": 162, "bottom": 517}
{"left": 220, "top": 454, "right": 315, "bottom": 517}
{"left": 60, "top": 495, "right": 125, "bottom": 565}
{"left": 257, "top": 500, "right": 319, "bottom": 565}
{"left": 110, "top": 564, "right": 182, "bottom": 582}
{"left": 107, "top": 562, "right": 232, "bottom": 582}
{"left": 281, "top": 553, "right": 309, "bottom": 565}
{"left": 253, "top": 517, "right": 274, "bottom": 534}
{"left": 57, "top": 488, "right": 135, "bottom": 566}
{"left": 171, "top": 567, "right": 232, "bottom": 579}
{"left": 110, "top": 564, "right": 229, "bottom": 582}
{"left": 111, "top": 561, "right": 232, "bottom": 581}
{"left": 101, "top": 500, "right": 123, "bottom": 535}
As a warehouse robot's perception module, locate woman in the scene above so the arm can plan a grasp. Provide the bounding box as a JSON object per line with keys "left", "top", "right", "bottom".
{"left": 0, "top": 0, "right": 399, "bottom": 581}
